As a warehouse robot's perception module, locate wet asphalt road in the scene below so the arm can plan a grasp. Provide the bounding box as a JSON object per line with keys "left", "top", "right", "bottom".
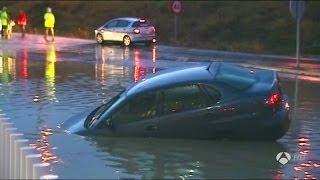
{"left": 0, "top": 34, "right": 319, "bottom": 179}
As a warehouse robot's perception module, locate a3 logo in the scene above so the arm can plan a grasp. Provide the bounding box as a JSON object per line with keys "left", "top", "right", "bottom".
{"left": 276, "top": 152, "right": 292, "bottom": 165}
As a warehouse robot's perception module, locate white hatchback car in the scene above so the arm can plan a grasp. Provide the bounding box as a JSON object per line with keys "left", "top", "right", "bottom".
{"left": 94, "top": 17, "right": 157, "bottom": 46}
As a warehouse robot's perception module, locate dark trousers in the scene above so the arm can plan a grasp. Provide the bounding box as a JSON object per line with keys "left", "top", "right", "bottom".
{"left": 20, "top": 25, "right": 26, "bottom": 37}
{"left": 1, "top": 25, "right": 7, "bottom": 37}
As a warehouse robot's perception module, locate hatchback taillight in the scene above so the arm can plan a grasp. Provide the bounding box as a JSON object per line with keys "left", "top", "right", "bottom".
{"left": 265, "top": 93, "right": 281, "bottom": 106}
{"left": 139, "top": 19, "right": 146, "bottom": 23}
{"left": 133, "top": 29, "right": 140, "bottom": 34}
{"left": 265, "top": 92, "right": 282, "bottom": 112}
{"left": 151, "top": 27, "right": 156, "bottom": 33}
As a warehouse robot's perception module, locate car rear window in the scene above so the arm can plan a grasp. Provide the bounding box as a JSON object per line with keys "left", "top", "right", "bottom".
{"left": 132, "top": 20, "right": 151, "bottom": 27}
{"left": 215, "top": 64, "right": 256, "bottom": 90}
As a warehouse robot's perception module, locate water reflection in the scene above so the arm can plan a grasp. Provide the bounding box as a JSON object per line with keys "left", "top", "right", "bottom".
{"left": 45, "top": 45, "right": 57, "bottom": 102}
{"left": 94, "top": 45, "right": 131, "bottom": 98}
{"left": 0, "top": 51, "right": 16, "bottom": 100}
{"left": 94, "top": 45, "right": 159, "bottom": 83}
{"left": 291, "top": 136, "right": 319, "bottom": 179}
{"left": 95, "top": 45, "right": 130, "bottom": 80}
{"left": 0, "top": 50, "right": 16, "bottom": 84}
{"left": 279, "top": 75, "right": 320, "bottom": 179}
{"left": 17, "top": 49, "right": 29, "bottom": 79}
{"left": 95, "top": 45, "right": 130, "bottom": 62}
{"left": 86, "top": 136, "right": 285, "bottom": 179}
{"left": 0, "top": 41, "right": 319, "bottom": 178}
{"left": 133, "top": 47, "right": 158, "bottom": 82}
{"left": 134, "top": 50, "right": 146, "bottom": 82}
{"left": 30, "top": 128, "right": 59, "bottom": 173}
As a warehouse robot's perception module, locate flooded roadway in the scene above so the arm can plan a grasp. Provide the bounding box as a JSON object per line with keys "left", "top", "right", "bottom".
{"left": 0, "top": 35, "right": 320, "bottom": 179}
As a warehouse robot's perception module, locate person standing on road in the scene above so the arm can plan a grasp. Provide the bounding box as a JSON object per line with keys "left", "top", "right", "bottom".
{"left": 0, "top": 10, "right": 2, "bottom": 38}
{"left": 43, "top": 7, "right": 55, "bottom": 42}
{"left": 0, "top": 7, "right": 9, "bottom": 38}
{"left": 17, "top": 10, "right": 27, "bottom": 37}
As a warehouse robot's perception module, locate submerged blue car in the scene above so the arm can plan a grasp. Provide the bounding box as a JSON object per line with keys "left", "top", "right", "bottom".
{"left": 62, "top": 63, "right": 290, "bottom": 140}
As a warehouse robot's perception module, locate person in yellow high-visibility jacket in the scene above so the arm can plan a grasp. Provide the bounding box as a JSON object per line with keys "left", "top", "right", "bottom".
{"left": 43, "top": 7, "right": 55, "bottom": 42}
{"left": 1, "top": 7, "right": 9, "bottom": 38}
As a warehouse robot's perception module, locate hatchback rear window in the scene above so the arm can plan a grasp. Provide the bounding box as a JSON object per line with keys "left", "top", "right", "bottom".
{"left": 214, "top": 64, "right": 256, "bottom": 90}
{"left": 132, "top": 20, "right": 151, "bottom": 27}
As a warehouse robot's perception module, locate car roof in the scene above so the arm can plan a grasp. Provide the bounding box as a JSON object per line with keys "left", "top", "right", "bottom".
{"left": 125, "top": 62, "right": 275, "bottom": 96}
{"left": 126, "top": 64, "right": 215, "bottom": 96}
{"left": 112, "top": 17, "right": 141, "bottom": 22}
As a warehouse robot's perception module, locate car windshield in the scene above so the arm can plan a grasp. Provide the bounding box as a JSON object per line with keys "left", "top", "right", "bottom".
{"left": 86, "top": 90, "right": 125, "bottom": 127}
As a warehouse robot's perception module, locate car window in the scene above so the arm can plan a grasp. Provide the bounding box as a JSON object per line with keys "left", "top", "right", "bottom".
{"left": 132, "top": 21, "right": 151, "bottom": 28}
{"left": 86, "top": 90, "right": 125, "bottom": 128}
{"left": 215, "top": 63, "right": 256, "bottom": 90}
{"left": 117, "top": 20, "right": 130, "bottom": 28}
{"left": 202, "top": 85, "right": 221, "bottom": 105}
{"left": 111, "top": 92, "right": 157, "bottom": 124}
{"left": 104, "top": 20, "right": 118, "bottom": 28}
{"left": 162, "top": 84, "right": 206, "bottom": 115}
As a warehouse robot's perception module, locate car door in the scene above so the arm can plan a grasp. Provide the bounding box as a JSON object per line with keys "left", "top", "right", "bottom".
{"left": 198, "top": 84, "right": 232, "bottom": 138}
{"left": 200, "top": 84, "right": 254, "bottom": 138}
{"left": 106, "top": 91, "right": 160, "bottom": 137}
{"left": 113, "top": 20, "right": 130, "bottom": 41}
{"left": 102, "top": 20, "right": 118, "bottom": 41}
{"left": 157, "top": 84, "right": 213, "bottom": 139}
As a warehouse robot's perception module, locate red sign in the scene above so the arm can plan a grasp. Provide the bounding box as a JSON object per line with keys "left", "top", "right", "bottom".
{"left": 170, "top": 0, "right": 183, "bottom": 15}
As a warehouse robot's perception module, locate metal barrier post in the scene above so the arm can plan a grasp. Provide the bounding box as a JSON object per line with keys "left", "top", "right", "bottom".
{"left": 33, "top": 163, "right": 51, "bottom": 179}
{"left": 9, "top": 133, "right": 24, "bottom": 179}
{"left": 25, "top": 154, "right": 42, "bottom": 179}
{"left": 20, "top": 146, "right": 36, "bottom": 179}
{"left": 4, "top": 127, "right": 18, "bottom": 179}
{"left": 0, "top": 113, "right": 59, "bottom": 179}
{"left": 14, "top": 139, "right": 29, "bottom": 179}
{"left": 0, "top": 121, "right": 13, "bottom": 177}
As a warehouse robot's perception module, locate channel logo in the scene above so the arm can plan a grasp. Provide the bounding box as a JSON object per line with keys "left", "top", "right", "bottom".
{"left": 276, "top": 152, "right": 292, "bottom": 165}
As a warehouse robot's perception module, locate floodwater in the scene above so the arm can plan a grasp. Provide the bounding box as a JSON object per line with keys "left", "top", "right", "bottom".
{"left": 0, "top": 42, "right": 320, "bottom": 179}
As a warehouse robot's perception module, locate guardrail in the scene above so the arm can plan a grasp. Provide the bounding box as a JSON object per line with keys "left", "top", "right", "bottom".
{"left": 0, "top": 110, "right": 59, "bottom": 179}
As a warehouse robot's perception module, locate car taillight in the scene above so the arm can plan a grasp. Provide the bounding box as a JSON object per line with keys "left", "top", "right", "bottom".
{"left": 133, "top": 29, "right": 140, "bottom": 34}
{"left": 151, "top": 27, "right": 156, "bottom": 33}
{"left": 265, "top": 93, "right": 281, "bottom": 106}
{"left": 139, "top": 19, "right": 146, "bottom": 23}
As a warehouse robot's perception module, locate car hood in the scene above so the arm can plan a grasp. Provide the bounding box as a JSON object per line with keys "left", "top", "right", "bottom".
{"left": 60, "top": 110, "right": 91, "bottom": 134}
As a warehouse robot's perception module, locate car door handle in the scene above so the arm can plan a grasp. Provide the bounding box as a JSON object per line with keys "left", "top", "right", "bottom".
{"left": 146, "top": 125, "right": 158, "bottom": 131}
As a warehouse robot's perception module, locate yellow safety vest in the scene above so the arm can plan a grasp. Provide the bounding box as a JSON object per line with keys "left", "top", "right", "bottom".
{"left": 44, "top": 12, "right": 55, "bottom": 28}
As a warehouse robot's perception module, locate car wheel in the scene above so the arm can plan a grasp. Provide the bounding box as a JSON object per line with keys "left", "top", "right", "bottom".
{"left": 123, "top": 35, "right": 131, "bottom": 46}
{"left": 96, "top": 33, "right": 104, "bottom": 44}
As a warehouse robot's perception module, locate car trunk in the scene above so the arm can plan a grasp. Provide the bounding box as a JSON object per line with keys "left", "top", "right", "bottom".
{"left": 139, "top": 26, "right": 155, "bottom": 36}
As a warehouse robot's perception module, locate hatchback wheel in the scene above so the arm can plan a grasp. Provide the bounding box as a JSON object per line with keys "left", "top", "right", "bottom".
{"left": 123, "top": 35, "right": 131, "bottom": 46}
{"left": 96, "top": 33, "right": 103, "bottom": 44}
